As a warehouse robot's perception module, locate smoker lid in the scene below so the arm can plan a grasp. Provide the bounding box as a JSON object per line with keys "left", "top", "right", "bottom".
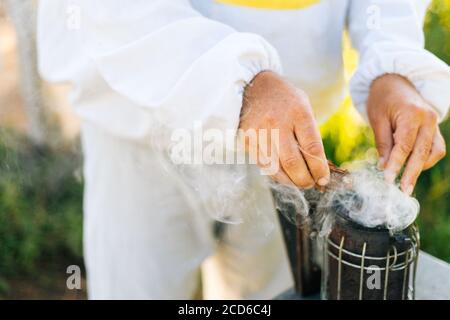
{"left": 331, "top": 196, "right": 414, "bottom": 245}
{"left": 330, "top": 190, "right": 405, "bottom": 234}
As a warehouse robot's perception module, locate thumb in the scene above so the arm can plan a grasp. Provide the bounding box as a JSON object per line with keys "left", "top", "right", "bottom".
{"left": 372, "top": 117, "right": 394, "bottom": 169}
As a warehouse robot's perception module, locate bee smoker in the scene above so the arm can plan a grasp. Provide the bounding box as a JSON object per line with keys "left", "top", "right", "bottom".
{"left": 275, "top": 164, "right": 420, "bottom": 300}
{"left": 275, "top": 188, "right": 323, "bottom": 297}
{"left": 321, "top": 199, "right": 420, "bottom": 300}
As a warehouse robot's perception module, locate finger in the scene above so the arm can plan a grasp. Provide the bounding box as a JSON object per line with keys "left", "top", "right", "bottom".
{"left": 270, "top": 167, "right": 296, "bottom": 186}
{"left": 293, "top": 112, "right": 330, "bottom": 186}
{"left": 423, "top": 130, "right": 446, "bottom": 170}
{"left": 279, "top": 131, "right": 316, "bottom": 189}
{"left": 372, "top": 117, "right": 394, "bottom": 169}
{"left": 400, "top": 125, "right": 436, "bottom": 195}
{"left": 262, "top": 132, "right": 297, "bottom": 186}
{"left": 384, "top": 120, "right": 420, "bottom": 183}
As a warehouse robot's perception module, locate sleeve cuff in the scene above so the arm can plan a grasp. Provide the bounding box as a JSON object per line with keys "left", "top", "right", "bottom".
{"left": 93, "top": 30, "right": 282, "bottom": 131}
{"left": 350, "top": 42, "right": 450, "bottom": 122}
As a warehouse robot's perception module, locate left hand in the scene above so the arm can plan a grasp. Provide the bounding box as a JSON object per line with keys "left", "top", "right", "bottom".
{"left": 367, "top": 74, "right": 446, "bottom": 195}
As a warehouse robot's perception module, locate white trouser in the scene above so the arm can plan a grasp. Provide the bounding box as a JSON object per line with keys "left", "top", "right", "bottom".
{"left": 81, "top": 122, "right": 293, "bottom": 299}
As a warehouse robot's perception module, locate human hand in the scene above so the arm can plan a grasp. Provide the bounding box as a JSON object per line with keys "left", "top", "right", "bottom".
{"left": 367, "top": 74, "right": 446, "bottom": 195}
{"left": 239, "top": 71, "right": 330, "bottom": 188}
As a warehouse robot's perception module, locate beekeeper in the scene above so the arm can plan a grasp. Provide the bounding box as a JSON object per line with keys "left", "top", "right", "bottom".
{"left": 37, "top": 0, "right": 450, "bottom": 299}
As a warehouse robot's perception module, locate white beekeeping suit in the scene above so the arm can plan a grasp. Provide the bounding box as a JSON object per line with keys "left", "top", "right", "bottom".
{"left": 37, "top": 0, "right": 450, "bottom": 299}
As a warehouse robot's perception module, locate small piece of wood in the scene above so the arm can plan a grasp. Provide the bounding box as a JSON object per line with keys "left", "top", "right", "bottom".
{"left": 315, "top": 161, "right": 351, "bottom": 192}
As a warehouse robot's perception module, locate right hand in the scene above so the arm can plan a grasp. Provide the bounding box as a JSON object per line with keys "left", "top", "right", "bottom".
{"left": 239, "top": 71, "right": 330, "bottom": 188}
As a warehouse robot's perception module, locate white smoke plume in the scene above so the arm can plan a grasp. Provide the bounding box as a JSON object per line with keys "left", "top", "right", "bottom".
{"left": 335, "top": 164, "right": 420, "bottom": 232}
{"left": 273, "top": 161, "right": 420, "bottom": 235}
{"left": 152, "top": 121, "right": 419, "bottom": 236}
{"left": 162, "top": 158, "right": 420, "bottom": 235}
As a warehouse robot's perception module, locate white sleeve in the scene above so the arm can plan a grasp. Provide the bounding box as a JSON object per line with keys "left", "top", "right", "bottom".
{"left": 77, "top": 0, "right": 281, "bottom": 134}
{"left": 348, "top": 0, "right": 450, "bottom": 121}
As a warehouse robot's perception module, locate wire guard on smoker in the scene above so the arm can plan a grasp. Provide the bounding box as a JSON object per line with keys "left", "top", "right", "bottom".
{"left": 322, "top": 222, "right": 420, "bottom": 300}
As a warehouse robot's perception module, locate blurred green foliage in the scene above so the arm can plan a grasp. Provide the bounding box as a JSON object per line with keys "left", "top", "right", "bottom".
{"left": 416, "top": 0, "right": 450, "bottom": 261}
{"left": 321, "top": 0, "right": 450, "bottom": 261}
{"left": 0, "top": 133, "right": 83, "bottom": 292}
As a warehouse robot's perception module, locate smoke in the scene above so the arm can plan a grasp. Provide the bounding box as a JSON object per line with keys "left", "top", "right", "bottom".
{"left": 161, "top": 157, "right": 419, "bottom": 236}
{"left": 272, "top": 161, "right": 420, "bottom": 235}
{"left": 270, "top": 181, "right": 310, "bottom": 227}
{"left": 334, "top": 164, "right": 420, "bottom": 233}
{"left": 151, "top": 120, "right": 419, "bottom": 236}
{"left": 173, "top": 163, "right": 252, "bottom": 225}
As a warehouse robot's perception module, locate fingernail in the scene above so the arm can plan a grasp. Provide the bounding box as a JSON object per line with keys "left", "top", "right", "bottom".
{"left": 405, "top": 185, "right": 414, "bottom": 196}
{"left": 317, "top": 177, "right": 329, "bottom": 186}
{"left": 384, "top": 170, "right": 396, "bottom": 184}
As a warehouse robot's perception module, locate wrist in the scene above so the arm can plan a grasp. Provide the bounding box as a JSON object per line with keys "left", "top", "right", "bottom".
{"left": 368, "top": 74, "right": 416, "bottom": 113}
{"left": 244, "top": 71, "right": 279, "bottom": 98}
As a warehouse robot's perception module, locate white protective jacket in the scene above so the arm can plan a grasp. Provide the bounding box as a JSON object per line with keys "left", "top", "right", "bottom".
{"left": 38, "top": 0, "right": 450, "bottom": 143}
{"left": 37, "top": 0, "right": 450, "bottom": 299}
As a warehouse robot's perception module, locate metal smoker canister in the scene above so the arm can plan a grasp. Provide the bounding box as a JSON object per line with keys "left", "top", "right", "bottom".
{"left": 322, "top": 201, "right": 420, "bottom": 300}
